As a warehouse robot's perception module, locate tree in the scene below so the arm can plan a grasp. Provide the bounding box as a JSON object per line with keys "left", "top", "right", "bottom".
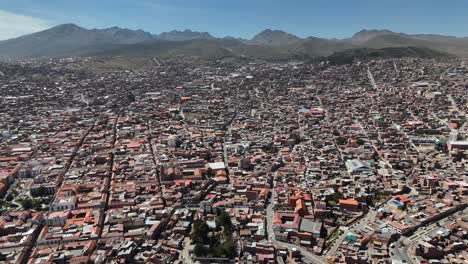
{"left": 32, "top": 199, "right": 43, "bottom": 211}
{"left": 5, "top": 193, "right": 14, "bottom": 202}
{"left": 205, "top": 167, "right": 215, "bottom": 178}
{"left": 262, "top": 143, "right": 277, "bottom": 154}
{"left": 216, "top": 211, "right": 232, "bottom": 232}
{"left": 37, "top": 186, "right": 47, "bottom": 197}
{"left": 191, "top": 220, "right": 210, "bottom": 244}
{"left": 193, "top": 243, "right": 207, "bottom": 256}
{"left": 10, "top": 189, "right": 18, "bottom": 196}
{"left": 127, "top": 92, "right": 136, "bottom": 103}
{"left": 202, "top": 151, "right": 212, "bottom": 161}
{"left": 220, "top": 238, "right": 236, "bottom": 258}
{"left": 20, "top": 199, "right": 33, "bottom": 210}
{"left": 435, "top": 139, "right": 447, "bottom": 152}
{"left": 336, "top": 137, "right": 347, "bottom": 145}
{"left": 327, "top": 192, "right": 342, "bottom": 206}
{"left": 212, "top": 238, "right": 236, "bottom": 258}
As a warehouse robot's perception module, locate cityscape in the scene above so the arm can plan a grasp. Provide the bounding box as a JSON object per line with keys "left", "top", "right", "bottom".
{"left": 0, "top": 1, "right": 467, "bottom": 264}
{"left": 0, "top": 55, "right": 466, "bottom": 264}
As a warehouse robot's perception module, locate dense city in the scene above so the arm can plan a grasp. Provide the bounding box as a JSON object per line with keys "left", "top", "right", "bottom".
{"left": 0, "top": 57, "right": 467, "bottom": 264}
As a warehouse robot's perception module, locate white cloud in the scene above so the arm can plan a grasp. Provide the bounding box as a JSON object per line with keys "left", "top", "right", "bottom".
{"left": 0, "top": 9, "right": 51, "bottom": 40}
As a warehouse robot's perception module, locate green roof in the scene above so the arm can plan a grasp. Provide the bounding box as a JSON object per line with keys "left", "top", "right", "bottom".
{"left": 345, "top": 234, "right": 358, "bottom": 241}
{"left": 373, "top": 114, "right": 384, "bottom": 121}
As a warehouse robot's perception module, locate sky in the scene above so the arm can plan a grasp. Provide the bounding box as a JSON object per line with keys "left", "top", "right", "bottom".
{"left": 1, "top": 0, "right": 468, "bottom": 40}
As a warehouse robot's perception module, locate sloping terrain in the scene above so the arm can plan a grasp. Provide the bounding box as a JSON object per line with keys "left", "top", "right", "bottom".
{"left": 320, "top": 47, "right": 453, "bottom": 65}
{"left": 0, "top": 24, "right": 154, "bottom": 59}
{"left": 250, "top": 29, "right": 302, "bottom": 46}
{"left": 0, "top": 24, "right": 466, "bottom": 60}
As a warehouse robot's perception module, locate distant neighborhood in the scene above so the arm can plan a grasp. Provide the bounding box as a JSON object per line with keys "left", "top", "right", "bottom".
{"left": 0, "top": 55, "right": 467, "bottom": 264}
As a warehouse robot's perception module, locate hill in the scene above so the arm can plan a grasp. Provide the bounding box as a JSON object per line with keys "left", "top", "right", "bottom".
{"left": 320, "top": 46, "right": 454, "bottom": 65}
{"left": 353, "top": 30, "right": 468, "bottom": 56}
{"left": 88, "top": 38, "right": 300, "bottom": 61}
{"left": 288, "top": 37, "right": 356, "bottom": 57}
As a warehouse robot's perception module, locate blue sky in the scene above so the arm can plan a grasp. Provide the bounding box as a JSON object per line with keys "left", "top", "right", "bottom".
{"left": 1, "top": 0, "right": 468, "bottom": 40}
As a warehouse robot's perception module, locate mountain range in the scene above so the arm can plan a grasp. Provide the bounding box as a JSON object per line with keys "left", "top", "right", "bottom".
{"left": 0, "top": 24, "right": 467, "bottom": 61}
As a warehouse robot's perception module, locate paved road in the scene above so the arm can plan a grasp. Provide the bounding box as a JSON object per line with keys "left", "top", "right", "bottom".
{"left": 390, "top": 239, "right": 412, "bottom": 263}
{"left": 153, "top": 58, "right": 161, "bottom": 67}
{"left": 367, "top": 67, "right": 378, "bottom": 90}
{"left": 80, "top": 94, "right": 89, "bottom": 106}
{"left": 265, "top": 187, "right": 277, "bottom": 242}
{"left": 275, "top": 240, "right": 326, "bottom": 264}
{"left": 265, "top": 185, "right": 326, "bottom": 263}
{"left": 390, "top": 207, "right": 467, "bottom": 263}
{"left": 180, "top": 237, "right": 194, "bottom": 264}
{"left": 448, "top": 94, "right": 467, "bottom": 132}
{"left": 326, "top": 226, "right": 348, "bottom": 257}
{"left": 327, "top": 210, "right": 377, "bottom": 257}
{"left": 393, "top": 61, "right": 399, "bottom": 75}
{"left": 97, "top": 116, "right": 119, "bottom": 239}
{"left": 391, "top": 122, "right": 419, "bottom": 154}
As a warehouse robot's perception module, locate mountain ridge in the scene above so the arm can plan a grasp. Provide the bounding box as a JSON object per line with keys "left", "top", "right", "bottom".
{"left": 0, "top": 23, "right": 467, "bottom": 60}
{"left": 157, "top": 29, "right": 215, "bottom": 41}
{"left": 250, "top": 29, "right": 302, "bottom": 46}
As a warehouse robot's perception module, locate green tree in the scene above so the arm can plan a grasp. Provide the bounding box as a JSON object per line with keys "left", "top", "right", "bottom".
{"left": 32, "top": 199, "right": 43, "bottom": 211}
{"left": 5, "top": 193, "right": 14, "bottom": 202}
{"left": 127, "top": 93, "right": 136, "bottom": 103}
{"left": 213, "top": 238, "right": 236, "bottom": 258}
{"left": 191, "top": 220, "right": 210, "bottom": 244}
{"left": 435, "top": 139, "right": 447, "bottom": 152}
{"left": 336, "top": 137, "right": 347, "bottom": 145}
{"left": 221, "top": 239, "right": 236, "bottom": 258}
{"left": 205, "top": 168, "right": 214, "bottom": 178}
{"left": 327, "top": 192, "right": 342, "bottom": 206}
{"left": 216, "top": 211, "right": 232, "bottom": 232}
{"left": 20, "top": 199, "right": 33, "bottom": 210}
{"left": 193, "top": 243, "right": 207, "bottom": 256}
{"left": 37, "top": 186, "right": 47, "bottom": 196}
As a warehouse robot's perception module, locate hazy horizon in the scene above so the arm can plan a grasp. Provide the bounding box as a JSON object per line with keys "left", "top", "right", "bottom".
{"left": 1, "top": 0, "right": 468, "bottom": 41}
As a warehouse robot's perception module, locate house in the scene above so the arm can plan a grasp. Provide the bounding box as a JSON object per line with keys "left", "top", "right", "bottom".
{"left": 345, "top": 159, "right": 372, "bottom": 174}
{"left": 299, "top": 218, "right": 322, "bottom": 239}
{"left": 339, "top": 199, "right": 360, "bottom": 211}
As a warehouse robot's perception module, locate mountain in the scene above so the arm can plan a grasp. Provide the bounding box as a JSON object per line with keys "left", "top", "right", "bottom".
{"left": 157, "top": 30, "right": 215, "bottom": 41}
{"left": 0, "top": 24, "right": 154, "bottom": 59}
{"left": 349, "top": 29, "right": 395, "bottom": 44}
{"left": 0, "top": 23, "right": 467, "bottom": 60}
{"left": 250, "top": 29, "right": 302, "bottom": 46}
{"left": 99, "top": 26, "right": 154, "bottom": 44}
